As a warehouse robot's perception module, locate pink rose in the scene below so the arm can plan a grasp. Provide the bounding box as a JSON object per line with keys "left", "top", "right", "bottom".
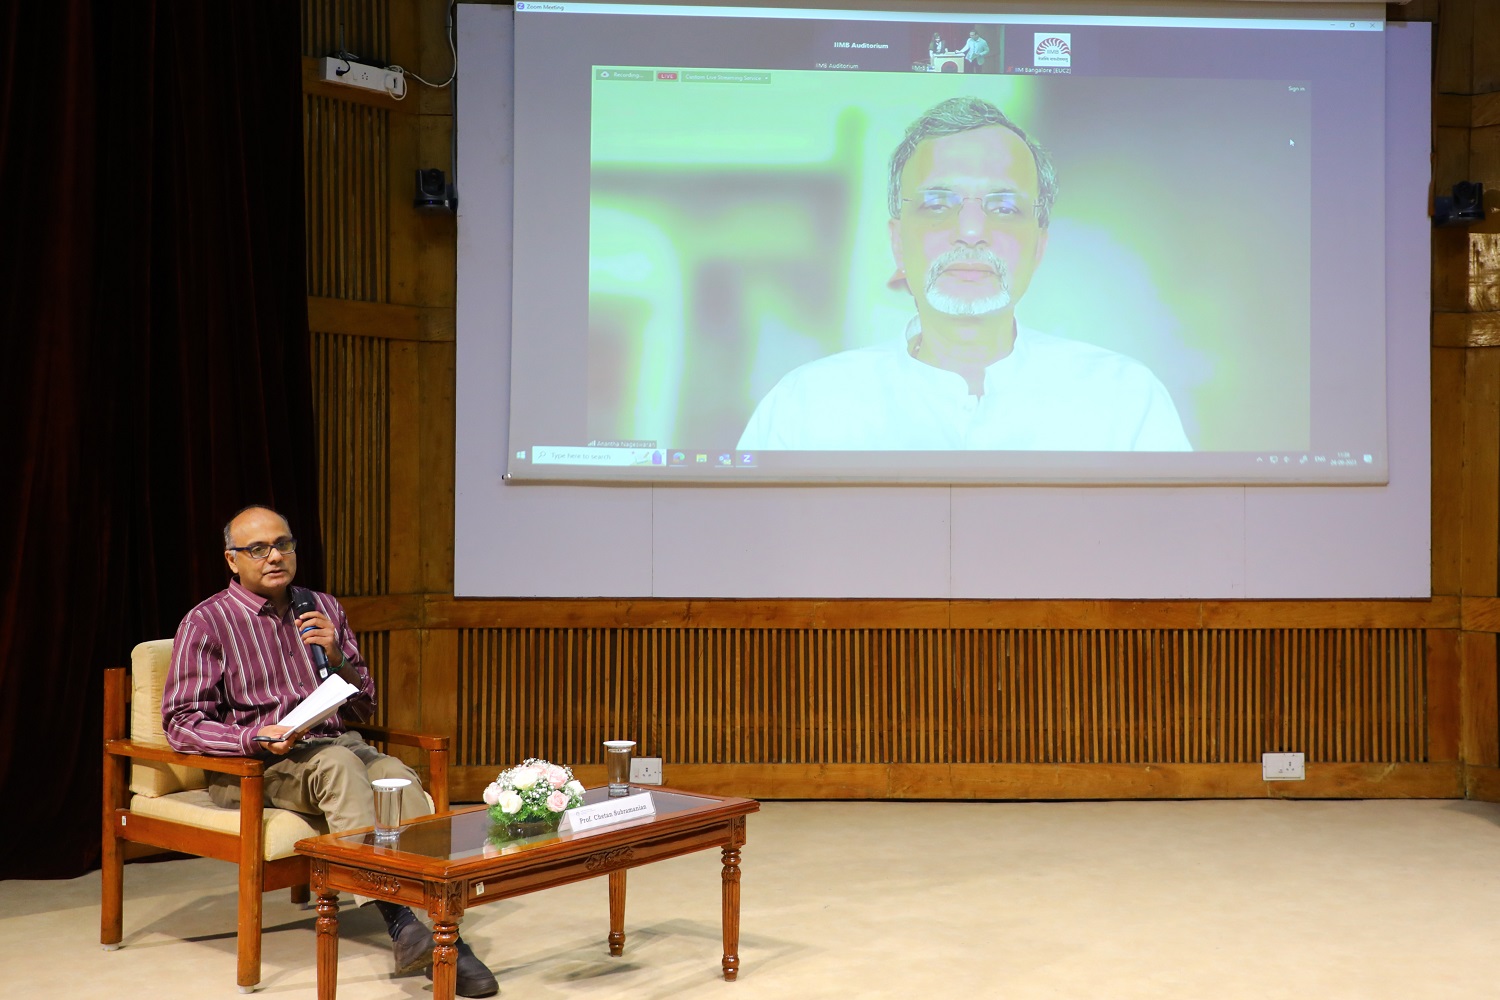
{"left": 482, "top": 783, "right": 501, "bottom": 806}
{"left": 546, "top": 790, "right": 570, "bottom": 813}
{"left": 544, "top": 765, "right": 569, "bottom": 787}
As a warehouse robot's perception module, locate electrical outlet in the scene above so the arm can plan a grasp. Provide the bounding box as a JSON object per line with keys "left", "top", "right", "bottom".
{"left": 630, "top": 757, "right": 663, "bottom": 784}
{"left": 320, "top": 57, "right": 406, "bottom": 99}
{"left": 1262, "top": 751, "right": 1305, "bottom": 781}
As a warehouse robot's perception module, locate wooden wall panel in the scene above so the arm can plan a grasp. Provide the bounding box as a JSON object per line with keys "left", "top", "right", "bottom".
{"left": 1474, "top": 0, "right": 1500, "bottom": 96}
{"left": 310, "top": 332, "right": 388, "bottom": 596}
{"left": 1433, "top": 348, "right": 1465, "bottom": 596}
{"left": 1434, "top": 0, "right": 1475, "bottom": 96}
{"left": 354, "top": 629, "right": 389, "bottom": 724}
{"left": 417, "top": 341, "right": 456, "bottom": 592}
{"left": 302, "top": 95, "right": 389, "bottom": 302}
{"left": 302, "top": 0, "right": 388, "bottom": 63}
{"left": 1427, "top": 628, "right": 1463, "bottom": 760}
{"left": 1461, "top": 630, "right": 1500, "bottom": 766}
{"left": 452, "top": 627, "right": 1428, "bottom": 772}
{"left": 397, "top": 595, "right": 1457, "bottom": 631}
{"left": 1461, "top": 348, "right": 1500, "bottom": 596}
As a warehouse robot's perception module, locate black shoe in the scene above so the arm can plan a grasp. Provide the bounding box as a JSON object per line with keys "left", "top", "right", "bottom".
{"left": 425, "top": 937, "right": 499, "bottom": 998}
{"left": 392, "top": 918, "right": 434, "bottom": 976}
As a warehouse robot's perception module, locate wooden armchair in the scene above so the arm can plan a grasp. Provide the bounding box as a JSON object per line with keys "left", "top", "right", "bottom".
{"left": 101, "top": 639, "right": 450, "bottom": 993}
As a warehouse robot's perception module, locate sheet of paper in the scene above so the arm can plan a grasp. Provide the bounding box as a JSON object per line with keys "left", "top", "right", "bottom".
{"left": 276, "top": 674, "right": 358, "bottom": 734}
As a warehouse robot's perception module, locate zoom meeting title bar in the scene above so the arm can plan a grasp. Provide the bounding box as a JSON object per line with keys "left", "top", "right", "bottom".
{"left": 515, "top": 2, "right": 1383, "bottom": 32}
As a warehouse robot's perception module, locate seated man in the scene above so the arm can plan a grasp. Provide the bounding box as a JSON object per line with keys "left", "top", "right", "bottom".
{"left": 162, "top": 504, "right": 497, "bottom": 998}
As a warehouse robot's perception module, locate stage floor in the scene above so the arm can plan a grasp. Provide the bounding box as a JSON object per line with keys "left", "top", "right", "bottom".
{"left": 6, "top": 798, "right": 1498, "bottom": 999}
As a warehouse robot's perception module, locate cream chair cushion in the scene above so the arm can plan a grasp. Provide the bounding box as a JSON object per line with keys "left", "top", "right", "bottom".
{"left": 129, "top": 789, "right": 328, "bottom": 860}
{"left": 128, "top": 788, "right": 435, "bottom": 860}
{"left": 130, "top": 639, "right": 208, "bottom": 797}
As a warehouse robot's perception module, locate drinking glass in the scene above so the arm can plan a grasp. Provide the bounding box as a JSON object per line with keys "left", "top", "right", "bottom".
{"left": 604, "top": 741, "right": 636, "bottom": 797}
{"left": 372, "top": 777, "right": 411, "bottom": 840}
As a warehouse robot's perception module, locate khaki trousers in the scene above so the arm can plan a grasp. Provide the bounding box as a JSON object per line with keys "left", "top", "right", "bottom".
{"left": 207, "top": 731, "right": 432, "bottom": 833}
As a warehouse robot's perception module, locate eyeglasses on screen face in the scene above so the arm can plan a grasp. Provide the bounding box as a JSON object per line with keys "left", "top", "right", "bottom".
{"left": 227, "top": 537, "right": 298, "bottom": 560}
{"left": 901, "top": 189, "right": 1037, "bottom": 226}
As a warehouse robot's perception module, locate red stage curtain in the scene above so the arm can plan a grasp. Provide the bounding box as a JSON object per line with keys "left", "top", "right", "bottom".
{"left": 0, "top": 0, "right": 324, "bottom": 879}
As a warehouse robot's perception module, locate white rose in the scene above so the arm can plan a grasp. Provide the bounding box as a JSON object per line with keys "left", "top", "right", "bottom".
{"left": 497, "top": 790, "right": 524, "bottom": 815}
{"left": 511, "top": 766, "right": 541, "bottom": 790}
{"left": 565, "top": 780, "right": 585, "bottom": 798}
{"left": 482, "top": 782, "right": 502, "bottom": 806}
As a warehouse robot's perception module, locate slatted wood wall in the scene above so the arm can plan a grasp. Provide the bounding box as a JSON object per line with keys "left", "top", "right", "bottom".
{"left": 298, "top": 0, "right": 1500, "bottom": 804}
{"left": 309, "top": 331, "right": 389, "bottom": 596}
{"left": 302, "top": 98, "right": 389, "bottom": 303}
{"left": 452, "top": 626, "right": 1430, "bottom": 769}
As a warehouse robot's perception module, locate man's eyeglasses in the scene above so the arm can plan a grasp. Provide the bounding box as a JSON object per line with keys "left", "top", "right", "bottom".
{"left": 227, "top": 538, "right": 298, "bottom": 560}
{"left": 901, "top": 190, "right": 1037, "bottom": 227}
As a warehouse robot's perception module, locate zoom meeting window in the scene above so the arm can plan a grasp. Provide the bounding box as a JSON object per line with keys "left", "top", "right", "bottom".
{"left": 506, "top": 3, "right": 1387, "bottom": 484}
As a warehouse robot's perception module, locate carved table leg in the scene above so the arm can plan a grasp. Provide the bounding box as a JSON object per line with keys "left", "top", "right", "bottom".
{"left": 431, "top": 919, "right": 460, "bottom": 1000}
{"left": 721, "top": 845, "right": 742, "bottom": 981}
{"left": 608, "top": 869, "right": 627, "bottom": 956}
{"left": 315, "top": 892, "right": 340, "bottom": 1000}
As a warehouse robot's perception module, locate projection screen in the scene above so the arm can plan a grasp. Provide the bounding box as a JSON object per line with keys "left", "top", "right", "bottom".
{"left": 454, "top": 3, "right": 1432, "bottom": 599}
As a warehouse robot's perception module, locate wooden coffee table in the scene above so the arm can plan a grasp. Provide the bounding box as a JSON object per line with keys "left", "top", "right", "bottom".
{"left": 295, "top": 785, "right": 759, "bottom": 1000}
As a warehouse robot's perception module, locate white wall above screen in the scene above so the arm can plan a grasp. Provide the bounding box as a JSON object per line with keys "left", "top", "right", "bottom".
{"left": 453, "top": 4, "right": 1429, "bottom": 599}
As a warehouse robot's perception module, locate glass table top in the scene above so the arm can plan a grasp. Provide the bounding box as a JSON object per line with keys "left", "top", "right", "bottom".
{"left": 331, "top": 786, "right": 733, "bottom": 862}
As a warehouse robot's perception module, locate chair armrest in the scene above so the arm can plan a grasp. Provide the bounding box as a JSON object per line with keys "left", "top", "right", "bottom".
{"left": 104, "top": 738, "right": 266, "bottom": 777}
{"left": 352, "top": 725, "right": 450, "bottom": 814}
{"left": 354, "top": 724, "right": 449, "bottom": 752}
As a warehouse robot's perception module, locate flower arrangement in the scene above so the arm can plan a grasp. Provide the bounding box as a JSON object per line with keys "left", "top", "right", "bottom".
{"left": 484, "top": 758, "right": 585, "bottom": 831}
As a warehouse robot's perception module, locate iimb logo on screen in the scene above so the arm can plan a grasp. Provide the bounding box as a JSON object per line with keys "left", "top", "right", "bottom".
{"left": 1034, "top": 33, "right": 1071, "bottom": 68}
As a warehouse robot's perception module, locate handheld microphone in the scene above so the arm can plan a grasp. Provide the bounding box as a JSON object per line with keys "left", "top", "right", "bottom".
{"left": 290, "top": 587, "right": 331, "bottom": 680}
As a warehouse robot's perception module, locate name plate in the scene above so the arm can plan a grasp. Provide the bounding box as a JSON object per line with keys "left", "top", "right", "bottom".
{"left": 561, "top": 792, "right": 657, "bottom": 833}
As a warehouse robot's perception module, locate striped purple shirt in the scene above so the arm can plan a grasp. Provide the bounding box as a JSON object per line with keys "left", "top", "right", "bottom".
{"left": 163, "top": 580, "right": 376, "bottom": 756}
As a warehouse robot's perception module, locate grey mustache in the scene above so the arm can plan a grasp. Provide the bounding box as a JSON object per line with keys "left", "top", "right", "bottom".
{"left": 925, "top": 247, "right": 1009, "bottom": 292}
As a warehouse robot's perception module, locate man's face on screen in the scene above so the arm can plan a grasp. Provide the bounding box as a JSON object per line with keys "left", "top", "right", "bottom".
{"left": 890, "top": 125, "right": 1048, "bottom": 320}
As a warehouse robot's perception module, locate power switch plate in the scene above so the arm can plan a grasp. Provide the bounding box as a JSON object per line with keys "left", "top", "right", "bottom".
{"left": 630, "top": 757, "right": 663, "bottom": 784}
{"left": 1262, "top": 752, "right": 1306, "bottom": 781}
